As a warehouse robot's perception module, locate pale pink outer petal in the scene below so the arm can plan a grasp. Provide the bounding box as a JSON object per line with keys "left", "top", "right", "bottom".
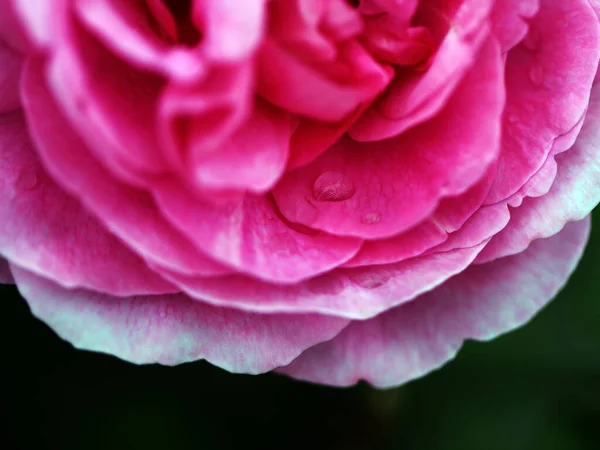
{"left": 485, "top": 0, "right": 600, "bottom": 204}
{"left": 0, "top": 43, "right": 23, "bottom": 113}
{"left": 0, "top": 111, "right": 177, "bottom": 296}
{"left": 279, "top": 218, "right": 591, "bottom": 388}
{"left": 476, "top": 83, "right": 600, "bottom": 264}
{"left": 0, "top": 257, "right": 14, "bottom": 284}
{"left": 11, "top": 266, "right": 350, "bottom": 373}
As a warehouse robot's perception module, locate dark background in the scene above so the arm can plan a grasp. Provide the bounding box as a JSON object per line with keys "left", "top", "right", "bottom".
{"left": 5, "top": 207, "right": 600, "bottom": 450}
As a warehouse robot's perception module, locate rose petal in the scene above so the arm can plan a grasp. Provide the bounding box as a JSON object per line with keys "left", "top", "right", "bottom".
{"left": 21, "top": 56, "right": 233, "bottom": 278}
{"left": 0, "top": 111, "right": 176, "bottom": 295}
{"left": 343, "top": 162, "right": 499, "bottom": 268}
{"left": 0, "top": 43, "right": 22, "bottom": 114}
{"left": 484, "top": 0, "right": 600, "bottom": 203}
{"left": 349, "top": 0, "right": 494, "bottom": 141}
{"left": 279, "top": 218, "right": 590, "bottom": 387}
{"left": 48, "top": 19, "right": 170, "bottom": 177}
{"left": 153, "top": 240, "right": 487, "bottom": 320}
{"left": 151, "top": 188, "right": 363, "bottom": 283}
{"left": 187, "top": 98, "right": 290, "bottom": 194}
{"left": 75, "top": 0, "right": 205, "bottom": 81}
{"left": 273, "top": 36, "right": 504, "bottom": 239}
{"left": 12, "top": 265, "right": 349, "bottom": 373}
{"left": 491, "top": 0, "right": 539, "bottom": 52}
{"left": 476, "top": 84, "right": 600, "bottom": 264}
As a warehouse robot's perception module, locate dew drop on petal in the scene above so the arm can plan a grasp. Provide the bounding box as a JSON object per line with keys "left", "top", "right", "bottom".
{"left": 349, "top": 271, "right": 391, "bottom": 289}
{"left": 361, "top": 211, "right": 381, "bottom": 225}
{"left": 528, "top": 63, "right": 544, "bottom": 87}
{"left": 16, "top": 168, "right": 38, "bottom": 191}
{"left": 312, "top": 171, "right": 356, "bottom": 202}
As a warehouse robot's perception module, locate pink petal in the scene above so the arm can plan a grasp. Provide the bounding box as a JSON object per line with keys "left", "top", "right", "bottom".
{"left": 0, "top": 111, "right": 176, "bottom": 295}
{"left": 192, "top": 0, "right": 266, "bottom": 61}
{"left": 152, "top": 240, "right": 487, "bottom": 319}
{"left": 349, "top": 0, "right": 494, "bottom": 141}
{"left": 425, "top": 203, "right": 510, "bottom": 253}
{"left": 47, "top": 22, "right": 170, "bottom": 178}
{"left": 0, "top": 0, "right": 31, "bottom": 52}
{"left": 158, "top": 64, "right": 253, "bottom": 177}
{"left": 273, "top": 36, "right": 504, "bottom": 239}
{"left": 490, "top": 0, "right": 539, "bottom": 52}
{"left": 20, "top": 56, "right": 232, "bottom": 278}
{"left": 75, "top": 0, "right": 205, "bottom": 81}
{"left": 0, "top": 43, "right": 22, "bottom": 114}
{"left": 341, "top": 220, "right": 448, "bottom": 268}
{"left": 151, "top": 187, "right": 363, "bottom": 283}
{"left": 476, "top": 84, "right": 600, "bottom": 264}
{"left": 257, "top": 38, "right": 392, "bottom": 123}
{"left": 343, "top": 162, "right": 499, "bottom": 268}
{"left": 12, "top": 266, "right": 349, "bottom": 373}
{"left": 189, "top": 99, "right": 290, "bottom": 193}
{"left": 10, "top": 0, "right": 65, "bottom": 48}
{"left": 484, "top": 0, "right": 600, "bottom": 204}
{"left": 279, "top": 218, "right": 591, "bottom": 387}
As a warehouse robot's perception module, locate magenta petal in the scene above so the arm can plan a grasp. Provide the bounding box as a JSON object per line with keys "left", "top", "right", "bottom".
{"left": 279, "top": 218, "right": 590, "bottom": 387}
{"left": 0, "top": 43, "right": 23, "bottom": 113}
{"left": 75, "top": 0, "right": 205, "bottom": 81}
{"left": 491, "top": 0, "right": 539, "bottom": 52}
{"left": 10, "top": 0, "right": 64, "bottom": 48}
{"left": 190, "top": 99, "right": 291, "bottom": 194}
{"left": 20, "top": 56, "right": 233, "bottom": 278}
{"left": 12, "top": 266, "right": 349, "bottom": 372}
{"left": 273, "top": 37, "right": 504, "bottom": 239}
{"left": 152, "top": 241, "right": 487, "bottom": 319}
{"left": 349, "top": 0, "right": 493, "bottom": 141}
{"left": 0, "top": 111, "right": 176, "bottom": 295}
{"left": 151, "top": 188, "right": 363, "bottom": 283}
{"left": 485, "top": 0, "right": 600, "bottom": 204}
{"left": 476, "top": 86, "right": 600, "bottom": 264}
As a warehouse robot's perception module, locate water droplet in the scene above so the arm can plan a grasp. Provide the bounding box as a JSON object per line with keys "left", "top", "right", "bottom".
{"left": 528, "top": 63, "right": 544, "bottom": 87}
{"left": 349, "top": 271, "right": 391, "bottom": 289}
{"left": 16, "top": 168, "right": 38, "bottom": 191}
{"left": 361, "top": 211, "right": 381, "bottom": 225}
{"left": 312, "top": 171, "right": 355, "bottom": 202}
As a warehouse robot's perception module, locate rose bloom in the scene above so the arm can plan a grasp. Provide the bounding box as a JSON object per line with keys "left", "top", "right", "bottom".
{"left": 0, "top": 0, "right": 599, "bottom": 388}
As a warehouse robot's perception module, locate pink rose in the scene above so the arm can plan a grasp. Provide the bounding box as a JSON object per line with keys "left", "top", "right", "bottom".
{"left": 1, "top": 0, "right": 599, "bottom": 387}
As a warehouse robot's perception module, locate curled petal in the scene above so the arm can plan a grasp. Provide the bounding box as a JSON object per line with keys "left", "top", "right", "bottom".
{"left": 12, "top": 266, "right": 350, "bottom": 373}
{"left": 279, "top": 218, "right": 590, "bottom": 387}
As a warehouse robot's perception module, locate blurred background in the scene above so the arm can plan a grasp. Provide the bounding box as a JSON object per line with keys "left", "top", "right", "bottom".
{"left": 5, "top": 208, "right": 600, "bottom": 450}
